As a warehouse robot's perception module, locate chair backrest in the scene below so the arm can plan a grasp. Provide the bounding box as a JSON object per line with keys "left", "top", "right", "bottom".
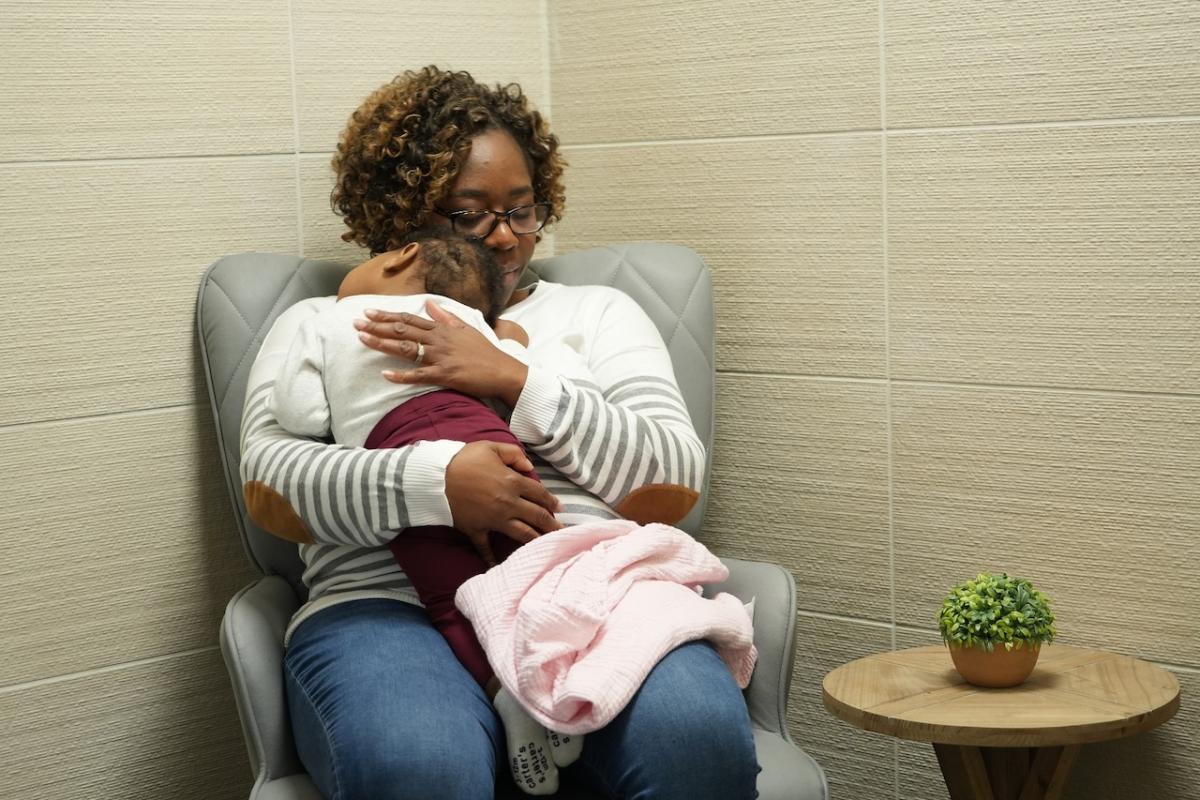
{"left": 196, "top": 243, "right": 716, "bottom": 592}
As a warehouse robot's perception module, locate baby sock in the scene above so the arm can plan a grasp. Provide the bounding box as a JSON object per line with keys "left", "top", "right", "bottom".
{"left": 494, "top": 688, "right": 559, "bottom": 796}
{"left": 547, "top": 728, "right": 584, "bottom": 767}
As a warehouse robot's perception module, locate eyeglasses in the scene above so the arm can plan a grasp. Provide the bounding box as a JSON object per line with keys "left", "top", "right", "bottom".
{"left": 434, "top": 202, "right": 552, "bottom": 240}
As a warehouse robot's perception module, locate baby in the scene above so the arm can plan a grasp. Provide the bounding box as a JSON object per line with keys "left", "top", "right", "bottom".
{"left": 269, "top": 229, "right": 702, "bottom": 795}
{"left": 268, "top": 229, "right": 575, "bottom": 794}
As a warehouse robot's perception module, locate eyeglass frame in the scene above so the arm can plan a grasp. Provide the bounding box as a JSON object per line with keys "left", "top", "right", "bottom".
{"left": 433, "top": 202, "right": 552, "bottom": 240}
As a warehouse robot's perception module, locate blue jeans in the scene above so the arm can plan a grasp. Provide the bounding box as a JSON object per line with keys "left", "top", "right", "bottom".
{"left": 285, "top": 598, "right": 760, "bottom": 799}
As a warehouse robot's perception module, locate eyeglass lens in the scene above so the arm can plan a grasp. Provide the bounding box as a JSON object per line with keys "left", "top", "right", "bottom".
{"left": 452, "top": 204, "right": 549, "bottom": 238}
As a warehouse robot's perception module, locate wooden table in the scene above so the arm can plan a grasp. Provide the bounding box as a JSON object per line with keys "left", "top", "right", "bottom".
{"left": 822, "top": 644, "right": 1180, "bottom": 800}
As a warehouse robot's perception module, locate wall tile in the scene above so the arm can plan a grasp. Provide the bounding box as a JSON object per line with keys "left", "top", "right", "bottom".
{"left": 891, "top": 383, "right": 1200, "bottom": 666}
{"left": 1, "top": 407, "right": 256, "bottom": 687}
{"left": 0, "top": 649, "right": 251, "bottom": 800}
{"left": 292, "top": 0, "right": 547, "bottom": 154}
{"left": 793, "top": 614, "right": 897, "bottom": 799}
{"left": 0, "top": 0, "right": 294, "bottom": 161}
{"left": 0, "top": 157, "right": 298, "bottom": 427}
{"left": 556, "top": 137, "right": 886, "bottom": 378}
{"left": 300, "top": 152, "right": 362, "bottom": 264}
{"left": 886, "top": 1, "right": 1200, "bottom": 128}
{"left": 705, "top": 374, "right": 891, "bottom": 622}
{"left": 888, "top": 123, "right": 1200, "bottom": 393}
{"left": 551, "top": 0, "right": 880, "bottom": 143}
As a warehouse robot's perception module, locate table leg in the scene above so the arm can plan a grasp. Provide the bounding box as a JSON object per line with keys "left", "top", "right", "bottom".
{"left": 931, "top": 744, "right": 1081, "bottom": 800}
{"left": 1018, "top": 745, "right": 1080, "bottom": 800}
{"left": 983, "top": 747, "right": 1030, "bottom": 799}
{"left": 934, "top": 744, "right": 994, "bottom": 800}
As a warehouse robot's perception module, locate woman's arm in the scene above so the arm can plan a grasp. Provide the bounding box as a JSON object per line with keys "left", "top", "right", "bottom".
{"left": 356, "top": 289, "right": 705, "bottom": 509}
{"left": 240, "top": 299, "right": 558, "bottom": 546}
{"left": 508, "top": 287, "right": 705, "bottom": 507}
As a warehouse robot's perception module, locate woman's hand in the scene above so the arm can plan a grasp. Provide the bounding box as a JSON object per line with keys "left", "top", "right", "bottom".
{"left": 355, "top": 301, "right": 528, "bottom": 407}
{"left": 446, "top": 441, "right": 563, "bottom": 565}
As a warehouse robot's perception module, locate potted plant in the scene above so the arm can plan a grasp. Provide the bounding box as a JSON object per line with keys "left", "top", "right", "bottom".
{"left": 937, "top": 572, "right": 1056, "bottom": 688}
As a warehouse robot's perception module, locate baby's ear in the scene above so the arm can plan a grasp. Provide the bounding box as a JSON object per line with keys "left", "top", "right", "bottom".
{"left": 383, "top": 242, "right": 421, "bottom": 276}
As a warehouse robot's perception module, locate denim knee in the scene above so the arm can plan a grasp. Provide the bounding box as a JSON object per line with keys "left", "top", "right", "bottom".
{"left": 337, "top": 726, "right": 498, "bottom": 800}
{"left": 576, "top": 640, "right": 760, "bottom": 800}
{"left": 283, "top": 599, "right": 504, "bottom": 800}
{"left": 639, "top": 681, "right": 759, "bottom": 797}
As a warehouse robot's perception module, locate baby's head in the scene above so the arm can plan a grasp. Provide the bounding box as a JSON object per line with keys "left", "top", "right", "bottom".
{"left": 338, "top": 229, "right": 503, "bottom": 324}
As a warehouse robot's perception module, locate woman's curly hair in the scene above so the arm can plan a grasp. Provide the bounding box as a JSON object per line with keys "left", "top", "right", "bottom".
{"left": 331, "top": 65, "right": 566, "bottom": 255}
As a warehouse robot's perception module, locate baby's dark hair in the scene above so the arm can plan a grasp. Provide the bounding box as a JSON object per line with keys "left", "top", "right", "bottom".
{"left": 399, "top": 229, "right": 503, "bottom": 325}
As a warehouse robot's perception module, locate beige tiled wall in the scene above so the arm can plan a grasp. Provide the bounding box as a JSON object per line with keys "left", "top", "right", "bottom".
{"left": 4, "top": 2, "right": 1197, "bottom": 797}
{"left": 0, "top": 2, "right": 547, "bottom": 797}
{"left": 551, "top": 2, "right": 1199, "bottom": 798}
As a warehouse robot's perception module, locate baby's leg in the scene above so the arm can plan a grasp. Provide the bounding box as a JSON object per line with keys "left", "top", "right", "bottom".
{"left": 390, "top": 525, "right": 498, "bottom": 686}
{"left": 369, "top": 391, "right": 568, "bottom": 793}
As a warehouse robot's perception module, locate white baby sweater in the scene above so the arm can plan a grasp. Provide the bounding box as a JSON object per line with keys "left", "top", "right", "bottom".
{"left": 267, "top": 294, "right": 522, "bottom": 448}
{"left": 241, "top": 280, "right": 705, "bottom": 638}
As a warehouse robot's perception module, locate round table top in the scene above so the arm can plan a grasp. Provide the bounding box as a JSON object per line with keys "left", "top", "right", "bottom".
{"left": 822, "top": 644, "right": 1180, "bottom": 747}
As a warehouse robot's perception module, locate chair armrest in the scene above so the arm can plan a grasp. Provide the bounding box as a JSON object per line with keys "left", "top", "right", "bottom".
{"left": 710, "top": 557, "right": 797, "bottom": 740}
{"left": 220, "top": 575, "right": 304, "bottom": 786}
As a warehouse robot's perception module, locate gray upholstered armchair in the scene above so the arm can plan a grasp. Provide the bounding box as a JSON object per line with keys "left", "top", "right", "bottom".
{"left": 197, "top": 243, "right": 827, "bottom": 800}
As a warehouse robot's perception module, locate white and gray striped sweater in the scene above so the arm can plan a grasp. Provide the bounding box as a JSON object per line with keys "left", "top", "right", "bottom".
{"left": 240, "top": 280, "right": 705, "bottom": 639}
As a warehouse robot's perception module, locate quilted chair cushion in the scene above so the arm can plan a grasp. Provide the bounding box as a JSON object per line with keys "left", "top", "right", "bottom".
{"left": 199, "top": 254, "right": 347, "bottom": 593}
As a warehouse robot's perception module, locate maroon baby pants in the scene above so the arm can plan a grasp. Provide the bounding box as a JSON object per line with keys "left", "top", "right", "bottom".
{"left": 365, "top": 389, "right": 534, "bottom": 688}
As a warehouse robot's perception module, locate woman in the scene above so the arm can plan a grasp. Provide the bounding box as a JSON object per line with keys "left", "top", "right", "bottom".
{"left": 240, "top": 65, "right": 759, "bottom": 799}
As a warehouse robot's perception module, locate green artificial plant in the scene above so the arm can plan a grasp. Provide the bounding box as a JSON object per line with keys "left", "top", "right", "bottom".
{"left": 938, "top": 572, "right": 1056, "bottom": 652}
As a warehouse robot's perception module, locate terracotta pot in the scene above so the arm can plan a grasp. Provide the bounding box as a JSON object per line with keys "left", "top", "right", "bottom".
{"left": 948, "top": 642, "right": 1041, "bottom": 688}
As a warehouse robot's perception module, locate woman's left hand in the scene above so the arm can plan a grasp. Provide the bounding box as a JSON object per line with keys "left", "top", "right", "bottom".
{"left": 354, "top": 301, "right": 528, "bottom": 407}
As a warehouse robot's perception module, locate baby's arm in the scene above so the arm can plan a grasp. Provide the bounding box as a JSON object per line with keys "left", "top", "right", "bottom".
{"left": 267, "top": 316, "right": 332, "bottom": 439}
{"left": 242, "top": 299, "right": 466, "bottom": 545}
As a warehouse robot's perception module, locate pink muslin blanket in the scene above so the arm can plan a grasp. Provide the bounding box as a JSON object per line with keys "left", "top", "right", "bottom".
{"left": 455, "top": 519, "right": 757, "bottom": 734}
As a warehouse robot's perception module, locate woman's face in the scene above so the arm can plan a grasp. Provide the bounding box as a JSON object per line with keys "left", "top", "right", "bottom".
{"left": 438, "top": 128, "right": 538, "bottom": 307}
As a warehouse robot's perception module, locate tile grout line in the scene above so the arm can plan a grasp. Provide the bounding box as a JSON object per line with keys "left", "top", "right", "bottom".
{"left": 4, "top": 118, "right": 1198, "bottom": 168}
{"left": 556, "top": 112, "right": 1200, "bottom": 151}
{"left": 541, "top": 0, "right": 553, "bottom": 125}
{"left": 0, "top": 402, "right": 199, "bottom": 433}
{"left": 1, "top": 152, "right": 297, "bottom": 168}
{"left": 717, "top": 370, "right": 889, "bottom": 385}
{"left": 880, "top": 0, "right": 894, "bottom": 658}
{"left": 715, "top": 370, "right": 1200, "bottom": 400}
{"left": 879, "top": 3, "right": 901, "bottom": 795}
{"left": 0, "top": 646, "right": 220, "bottom": 696}
{"left": 797, "top": 609, "right": 894, "bottom": 630}
{"left": 890, "top": 377, "right": 1200, "bottom": 400}
{"left": 562, "top": 130, "right": 882, "bottom": 150}
{"left": 887, "top": 113, "right": 1200, "bottom": 136}
{"left": 285, "top": 0, "right": 304, "bottom": 257}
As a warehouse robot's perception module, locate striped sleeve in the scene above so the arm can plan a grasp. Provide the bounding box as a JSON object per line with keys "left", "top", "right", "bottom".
{"left": 239, "top": 300, "right": 464, "bottom": 546}
{"left": 507, "top": 289, "right": 705, "bottom": 507}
